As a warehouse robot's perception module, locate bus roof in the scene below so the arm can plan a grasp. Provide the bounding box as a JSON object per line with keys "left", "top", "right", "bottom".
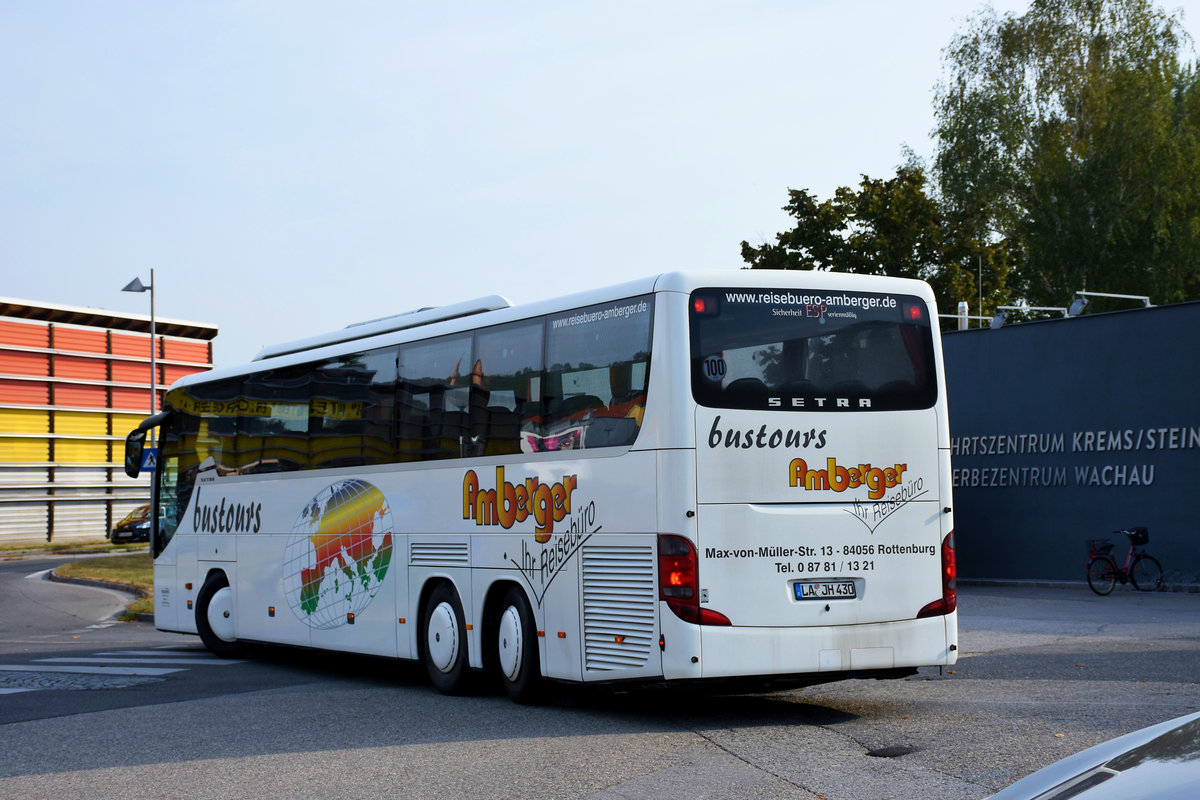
{"left": 176, "top": 270, "right": 936, "bottom": 388}
{"left": 252, "top": 295, "right": 512, "bottom": 361}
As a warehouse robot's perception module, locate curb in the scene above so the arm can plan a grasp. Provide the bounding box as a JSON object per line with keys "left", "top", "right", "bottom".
{"left": 2, "top": 545, "right": 150, "bottom": 560}
{"left": 960, "top": 578, "right": 1200, "bottom": 593}
{"left": 45, "top": 570, "right": 155, "bottom": 623}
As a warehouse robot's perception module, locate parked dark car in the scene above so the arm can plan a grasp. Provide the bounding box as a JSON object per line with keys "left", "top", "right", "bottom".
{"left": 109, "top": 504, "right": 151, "bottom": 543}
{"left": 986, "top": 711, "right": 1200, "bottom": 799}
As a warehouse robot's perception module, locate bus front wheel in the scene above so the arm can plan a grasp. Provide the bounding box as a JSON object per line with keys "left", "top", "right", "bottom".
{"left": 422, "top": 582, "right": 471, "bottom": 694}
{"left": 496, "top": 586, "right": 542, "bottom": 704}
{"left": 196, "top": 573, "right": 243, "bottom": 658}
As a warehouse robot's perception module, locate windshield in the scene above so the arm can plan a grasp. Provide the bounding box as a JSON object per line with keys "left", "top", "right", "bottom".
{"left": 689, "top": 287, "right": 937, "bottom": 412}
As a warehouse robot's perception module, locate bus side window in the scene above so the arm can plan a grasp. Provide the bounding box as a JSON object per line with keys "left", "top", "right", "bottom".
{"left": 600, "top": 361, "right": 647, "bottom": 426}
{"left": 397, "top": 334, "right": 473, "bottom": 461}
{"left": 395, "top": 378, "right": 428, "bottom": 462}
{"left": 158, "top": 390, "right": 194, "bottom": 547}
{"left": 240, "top": 365, "right": 311, "bottom": 473}
{"left": 156, "top": 451, "right": 180, "bottom": 549}
{"left": 308, "top": 348, "right": 398, "bottom": 469}
{"left": 473, "top": 319, "right": 544, "bottom": 457}
{"left": 539, "top": 295, "right": 653, "bottom": 451}
{"left": 185, "top": 377, "right": 241, "bottom": 477}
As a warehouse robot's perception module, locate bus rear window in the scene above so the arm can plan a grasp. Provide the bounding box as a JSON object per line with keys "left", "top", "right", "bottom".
{"left": 689, "top": 288, "right": 937, "bottom": 411}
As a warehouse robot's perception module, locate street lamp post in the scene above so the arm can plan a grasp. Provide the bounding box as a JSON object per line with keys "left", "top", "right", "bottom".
{"left": 122, "top": 268, "right": 157, "bottom": 428}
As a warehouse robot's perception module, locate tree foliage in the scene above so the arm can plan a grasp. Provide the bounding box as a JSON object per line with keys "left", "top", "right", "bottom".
{"left": 745, "top": 0, "right": 1200, "bottom": 317}
{"left": 935, "top": 0, "right": 1200, "bottom": 308}
{"left": 741, "top": 163, "right": 1013, "bottom": 319}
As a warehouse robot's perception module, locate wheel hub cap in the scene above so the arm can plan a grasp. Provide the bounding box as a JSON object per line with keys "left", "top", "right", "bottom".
{"left": 498, "top": 606, "right": 523, "bottom": 681}
{"left": 427, "top": 601, "right": 459, "bottom": 673}
{"left": 209, "top": 587, "right": 236, "bottom": 642}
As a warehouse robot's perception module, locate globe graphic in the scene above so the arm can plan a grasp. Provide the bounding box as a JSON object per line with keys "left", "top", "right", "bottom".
{"left": 282, "top": 479, "right": 394, "bottom": 629}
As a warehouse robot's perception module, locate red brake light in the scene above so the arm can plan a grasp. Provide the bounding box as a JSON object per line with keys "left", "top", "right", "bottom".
{"left": 918, "top": 531, "right": 957, "bottom": 618}
{"left": 691, "top": 294, "right": 720, "bottom": 316}
{"left": 658, "top": 534, "right": 731, "bottom": 626}
{"left": 906, "top": 303, "right": 924, "bottom": 321}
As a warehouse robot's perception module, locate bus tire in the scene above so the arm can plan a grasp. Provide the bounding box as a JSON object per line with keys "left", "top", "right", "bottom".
{"left": 422, "top": 582, "right": 470, "bottom": 694}
{"left": 1086, "top": 556, "right": 1117, "bottom": 596}
{"left": 496, "top": 586, "right": 542, "bottom": 704}
{"left": 196, "top": 573, "right": 244, "bottom": 658}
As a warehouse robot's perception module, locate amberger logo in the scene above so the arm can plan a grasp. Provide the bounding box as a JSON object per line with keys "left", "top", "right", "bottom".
{"left": 789, "top": 457, "right": 907, "bottom": 500}
{"left": 463, "top": 467, "right": 578, "bottom": 542}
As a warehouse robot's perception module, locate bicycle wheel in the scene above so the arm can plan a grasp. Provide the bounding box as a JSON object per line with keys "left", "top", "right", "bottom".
{"left": 1130, "top": 555, "right": 1164, "bottom": 592}
{"left": 1087, "top": 556, "right": 1118, "bottom": 595}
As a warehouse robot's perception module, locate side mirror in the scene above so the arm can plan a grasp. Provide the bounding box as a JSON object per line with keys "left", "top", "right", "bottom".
{"left": 124, "top": 429, "right": 147, "bottom": 478}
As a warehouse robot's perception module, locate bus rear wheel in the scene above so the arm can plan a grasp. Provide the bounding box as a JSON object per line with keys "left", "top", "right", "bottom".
{"left": 422, "top": 582, "right": 471, "bottom": 694}
{"left": 495, "top": 586, "right": 542, "bottom": 704}
{"left": 196, "top": 573, "right": 243, "bottom": 658}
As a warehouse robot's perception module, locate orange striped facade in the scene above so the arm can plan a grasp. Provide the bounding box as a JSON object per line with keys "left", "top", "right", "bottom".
{"left": 0, "top": 299, "right": 217, "bottom": 542}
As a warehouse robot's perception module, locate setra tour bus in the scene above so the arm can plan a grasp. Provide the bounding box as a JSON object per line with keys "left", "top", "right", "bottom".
{"left": 124, "top": 270, "right": 957, "bottom": 702}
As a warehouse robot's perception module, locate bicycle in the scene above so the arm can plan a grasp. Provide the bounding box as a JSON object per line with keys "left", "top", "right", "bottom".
{"left": 1086, "top": 527, "right": 1164, "bottom": 595}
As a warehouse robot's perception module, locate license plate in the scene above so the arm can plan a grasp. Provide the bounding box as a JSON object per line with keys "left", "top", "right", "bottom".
{"left": 794, "top": 580, "right": 857, "bottom": 600}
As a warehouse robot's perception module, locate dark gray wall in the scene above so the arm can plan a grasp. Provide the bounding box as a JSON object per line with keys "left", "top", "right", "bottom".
{"left": 943, "top": 302, "right": 1200, "bottom": 585}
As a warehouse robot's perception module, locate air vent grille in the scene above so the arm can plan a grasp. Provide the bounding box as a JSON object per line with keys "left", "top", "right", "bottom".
{"left": 581, "top": 544, "right": 656, "bottom": 671}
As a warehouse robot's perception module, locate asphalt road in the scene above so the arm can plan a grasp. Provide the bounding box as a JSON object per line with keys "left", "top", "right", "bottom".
{"left": 1, "top": 554, "right": 1198, "bottom": 800}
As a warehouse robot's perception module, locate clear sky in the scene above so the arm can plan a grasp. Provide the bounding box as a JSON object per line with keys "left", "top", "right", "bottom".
{"left": 3, "top": 1, "right": 1197, "bottom": 367}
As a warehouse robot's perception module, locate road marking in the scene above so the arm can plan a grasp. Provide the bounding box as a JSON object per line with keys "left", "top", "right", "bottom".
{"left": 0, "top": 647, "right": 246, "bottom": 694}
{"left": 39, "top": 657, "right": 244, "bottom": 667}
{"left": 24, "top": 569, "right": 52, "bottom": 580}
{"left": 0, "top": 664, "right": 183, "bottom": 676}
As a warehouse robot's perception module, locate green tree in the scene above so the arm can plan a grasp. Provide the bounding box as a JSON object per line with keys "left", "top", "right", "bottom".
{"left": 935, "top": 0, "right": 1200, "bottom": 309}
{"left": 741, "top": 163, "right": 1012, "bottom": 320}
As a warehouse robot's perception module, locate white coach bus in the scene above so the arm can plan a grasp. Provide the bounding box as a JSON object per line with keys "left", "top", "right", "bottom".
{"left": 124, "top": 271, "right": 957, "bottom": 702}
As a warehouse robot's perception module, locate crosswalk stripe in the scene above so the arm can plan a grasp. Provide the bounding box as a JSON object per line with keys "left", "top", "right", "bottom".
{"left": 38, "top": 657, "right": 244, "bottom": 667}
{"left": 0, "top": 664, "right": 183, "bottom": 676}
{"left": 0, "top": 647, "right": 252, "bottom": 695}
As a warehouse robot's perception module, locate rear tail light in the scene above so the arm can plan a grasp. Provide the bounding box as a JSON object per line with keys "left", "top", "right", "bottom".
{"left": 917, "top": 531, "right": 957, "bottom": 618}
{"left": 690, "top": 293, "right": 720, "bottom": 317}
{"left": 658, "top": 534, "right": 731, "bottom": 626}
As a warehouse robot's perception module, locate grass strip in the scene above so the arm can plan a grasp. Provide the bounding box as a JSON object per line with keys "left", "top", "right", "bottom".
{"left": 57, "top": 552, "right": 154, "bottom": 619}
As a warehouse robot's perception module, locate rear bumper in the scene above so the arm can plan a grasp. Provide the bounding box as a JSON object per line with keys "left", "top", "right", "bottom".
{"left": 697, "top": 611, "right": 957, "bottom": 678}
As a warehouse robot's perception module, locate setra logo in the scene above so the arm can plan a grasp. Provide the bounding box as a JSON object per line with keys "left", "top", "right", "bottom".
{"left": 463, "top": 467, "right": 578, "bottom": 541}
{"left": 788, "top": 457, "right": 907, "bottom": 500}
